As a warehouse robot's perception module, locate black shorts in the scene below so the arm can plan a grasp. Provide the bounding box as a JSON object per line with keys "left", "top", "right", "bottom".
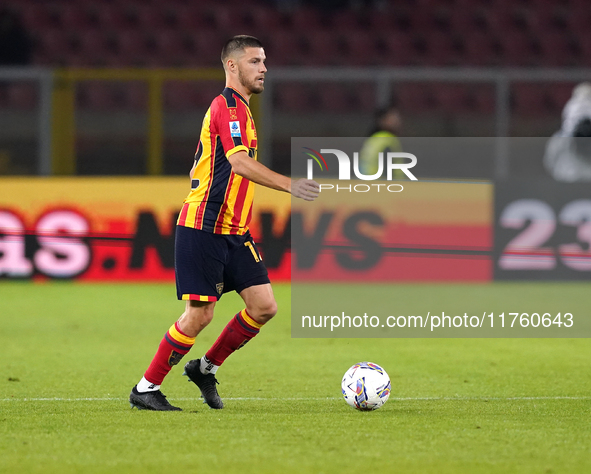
{"left": 175, "top": 226, "right": 270, "bottom": 301}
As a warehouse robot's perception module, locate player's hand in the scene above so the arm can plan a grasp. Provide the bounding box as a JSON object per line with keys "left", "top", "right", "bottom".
{"left": 291, "top": 178, "right": 320, "bottom": 201}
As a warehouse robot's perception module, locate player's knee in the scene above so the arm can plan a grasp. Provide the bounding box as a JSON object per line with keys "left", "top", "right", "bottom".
{"left": 249, "top": 298, "right": 277, "bottom": 324}
{"left": 266, "top": 299, "right": 278, "bottom": 320}
{"left": 180, "top": 302, "right": 215, "bottom": 336}
{"left": 262, "top": 298, "right": 278, "bottom": 321}
{"left": 194, "top": 309, "right": 214, "bottom": 329}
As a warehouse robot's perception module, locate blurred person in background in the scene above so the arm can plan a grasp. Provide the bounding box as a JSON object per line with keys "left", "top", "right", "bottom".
{"left": 558, "top": 82, "right": 591, "bottom": 138}
{"left": 359, "top": 104, "right": 403, "bottom": 177}
{"left": 544, "top": 83, "right": 591, "bottom": 181}
{"left": 0, "top": 8, "right": 32, "bottom": 66}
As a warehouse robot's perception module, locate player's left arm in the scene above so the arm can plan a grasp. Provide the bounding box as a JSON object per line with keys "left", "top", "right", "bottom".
{"left": 228, "top": 151, "right": 320, "bottom": 201}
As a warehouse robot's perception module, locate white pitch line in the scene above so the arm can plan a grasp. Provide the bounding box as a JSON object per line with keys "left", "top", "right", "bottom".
{"left": 0, "top": 396, "right": 590, "bottom": 402}
{"left": 392, "top": 396, "right": 591, "bottom": 401}
{"left": 0, "top": 397, "right": 338, "bottom": 402}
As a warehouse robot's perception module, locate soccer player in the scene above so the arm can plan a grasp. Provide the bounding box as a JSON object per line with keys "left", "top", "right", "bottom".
{"left": 129, "top": 35, "right": 320, "bottom": 411}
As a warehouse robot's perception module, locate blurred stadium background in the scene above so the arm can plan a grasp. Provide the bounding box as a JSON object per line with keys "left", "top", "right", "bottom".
{"left": 1, "top": 0, "right": 590, "bottom": 179}
{"left": 2, "top": 4, "right": 590, "bottom": 472}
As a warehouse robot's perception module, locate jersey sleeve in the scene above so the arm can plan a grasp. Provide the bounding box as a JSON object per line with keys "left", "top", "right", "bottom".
{"left": 215, "top": 99, "right": 250, "bottom": 158}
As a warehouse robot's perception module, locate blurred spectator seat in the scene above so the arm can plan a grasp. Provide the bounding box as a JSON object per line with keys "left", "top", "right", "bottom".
{"left": 340, "top": 31, "right": 379, "bottom": 66}
{"left": 19, "top": 3, "right": 56, "bottom": 30}
{"left": 135, "top": 4, "right": 175, "bottom": 30}
{"left": 266, "top": 30, "right": 307, "bottom": 66}
{"left": 368, "top": 9, "right": 397, "bottom": 31}
{"left": 78, "top": 82, "right": 118, "bottom": 110}
{"left": 409, "top": 8, "right": 438, "bottom": 33}
{"left": 174, "top": 5, "right": 210, "bottom": 32}
{"left": 511, "top": 83, "right": 553, "bottom": 116}
{"left": 247, "top": 5, "right": 282, "bottom": 31}
{"left": 377, "top": 32, "right": 417, "bottom": 66}
{"left": 421, "top": 31, "right": 462, "bottom": 66}
{"left": 461, "top": 31, "right": 500, "bottom": 66}
{"left": 330, "top": 9, "right": 363, "bottom": 34}
{"left": 163, "top": 80, "right": 224, "bottom": 112}
{"left": 206, "top": 4, "right": 256, "bottom": 33}
{"left": 353, "top": 84, "right": 377, "bottom": 113}
{"left": 164, "top": 81, "right": 201, "bottom": 112}
{"left": 113, "top": 30, "right": 152, "bottom": 66}
{"left": 448, "top": 8, "right": 478, "bottom": 33}
{"left": 563, "top": 2, "right": 591, "bottom": 38}
{"left": 94, "top": 4, "right": 137, "bottom": 30}
{"left": 57, "top": 4, "right": 96, "bottom": 30}
{"left": 316, "top": 83, "right": 355, "bottom": 113}
{"left": 433, "top": 83, "right": 495, "bottom": 115}
{"left": 478, "top": 4, "right": 516, "bottom": 35}
{"left": 287, "top": 7, "right": 322, "bottom": 30}
{"left": 123, "top": 83, "right": 148, "bottom": 111}
{"left": 302, "top": 30, "right": 342, "bottom": 66}
{"left": 523, "top": 4, "right": 568, "bottom": 36}
{"left": 33, "top": 28, "right": 75, "bottom": 66}
{"left": 17, "top": 2, "right": 591, "bottom": 69}
{"left": 273, "top": 83, "right": 314, "bottom": 113}
{"left": 152, "top": 30, "right": 191, "bottom": 67}
{"left": 196, "top": 81, "right": 226, "bottom": 106}
{"left": 537, "top": 32, "right": 578, "bottom": 67}
{"left": 396, "top": 83, "right": 436, "bottom": 114}
{"left": 497, "top": 30, "right": 539, "bottom": 66}
{"left": 577, "top": 35, "right": 591, "bottom": 67}
{"left": 465, "top": 86, "right": 496, "bottom": 115}
{"left": 546, "top": 82, "right": 577, "bottom": 114}
{"left": 192, "top": 30, "right": 224, "bottom": 66}
{"left": 75, "top": 29, "right": 115, "bottom": 67}
{"left": 434, "top": 84, "right": 471, "bottom": 113}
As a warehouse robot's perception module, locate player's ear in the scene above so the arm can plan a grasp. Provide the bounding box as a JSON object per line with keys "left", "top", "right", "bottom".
{"left": 226, "top": 57, "right": 237, "bottom": 73}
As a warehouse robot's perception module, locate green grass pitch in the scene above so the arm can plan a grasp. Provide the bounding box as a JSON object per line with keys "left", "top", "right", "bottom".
{"left": 1, "top": 281, "right": 590, "bottom": 474}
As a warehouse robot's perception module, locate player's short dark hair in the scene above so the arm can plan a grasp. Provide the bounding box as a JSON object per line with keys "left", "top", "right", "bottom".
{"left": 221, "top": 35, "right": 264, "bottom": 65}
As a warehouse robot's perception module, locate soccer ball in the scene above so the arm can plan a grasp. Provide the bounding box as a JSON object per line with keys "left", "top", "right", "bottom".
{"left": 341, "top": 362, "right": 391, "bottom": 411}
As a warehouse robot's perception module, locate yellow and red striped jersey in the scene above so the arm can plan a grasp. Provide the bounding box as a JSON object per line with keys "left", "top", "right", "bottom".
{"left": 177, "top": 87, "right": 258, "bottom": 235}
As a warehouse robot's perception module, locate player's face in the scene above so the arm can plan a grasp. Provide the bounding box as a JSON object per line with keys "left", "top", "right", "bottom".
{"left": 237, "top": 47, "right": 267, "bottom": 94}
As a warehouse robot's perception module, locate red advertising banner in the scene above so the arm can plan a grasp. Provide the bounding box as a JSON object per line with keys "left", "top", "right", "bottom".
{"left": 0, "top": 178, "right": 492, "bottom": 282}
{"left": 291, "top": 180, "right": 493, "bottom": 282}
{"left": 0, "top": 178, "right": 290, "bottom": 282}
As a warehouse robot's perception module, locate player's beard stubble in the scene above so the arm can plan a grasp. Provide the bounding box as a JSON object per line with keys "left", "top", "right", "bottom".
{"left": 239, "top": 69, "right": 264, "bottom": 94}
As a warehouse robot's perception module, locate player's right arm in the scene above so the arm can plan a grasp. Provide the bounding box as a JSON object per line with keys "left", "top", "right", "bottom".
{"left": 228, "top": 151, "right": 319, "bottom": 201}
{"left": 213, "top": 93, "right": 319, "bottom": 201}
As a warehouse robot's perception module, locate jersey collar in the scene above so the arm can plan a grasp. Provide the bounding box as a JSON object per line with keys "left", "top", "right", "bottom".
{"left": 225, "top": 87, "right": 249, "bottom": 106}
